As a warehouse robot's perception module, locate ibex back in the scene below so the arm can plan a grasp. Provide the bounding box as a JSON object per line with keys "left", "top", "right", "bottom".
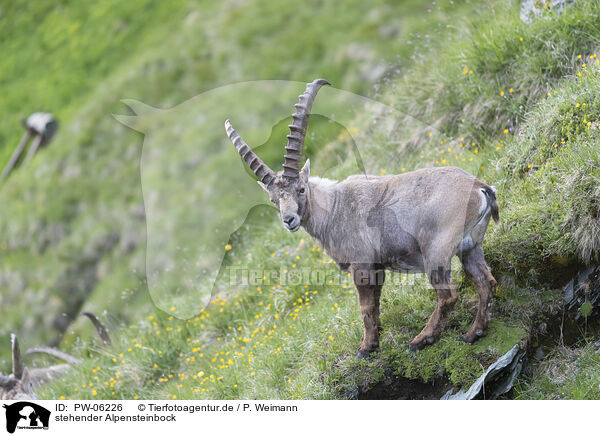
{"left": 225, "top": 79, "right": 499, "bottom": 357}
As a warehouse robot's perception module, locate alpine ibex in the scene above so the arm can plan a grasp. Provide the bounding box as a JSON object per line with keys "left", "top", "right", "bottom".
{"left": 225, "top": 79, "right": 499, "bottom": 357}
{"left": 0, "top": 313, "right": 111, "bottom": 399}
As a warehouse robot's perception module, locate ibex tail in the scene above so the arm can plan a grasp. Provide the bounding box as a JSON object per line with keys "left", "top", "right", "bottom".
{"left": 482, "top": 185, "right": 499, "bottom": 223}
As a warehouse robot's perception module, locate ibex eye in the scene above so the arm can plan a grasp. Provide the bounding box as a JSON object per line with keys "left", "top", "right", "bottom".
{"left": 299, "top": 188, "right": 305, "bottom": 194}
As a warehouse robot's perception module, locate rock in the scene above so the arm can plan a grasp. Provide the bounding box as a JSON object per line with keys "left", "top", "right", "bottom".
{"left": 564, "top": 265, "right": 600, "bottom": 320}
{"left": 520, "top": 0, "right": 576, "bottom": 24}
{"left": 534, "top": 345, "right": 545, "bottom": 360}
{"left": 119, "top": 230, "right": 141, "bottom": 254}
{"left": 441, "top": 345, "right": 525, "bottom": 400}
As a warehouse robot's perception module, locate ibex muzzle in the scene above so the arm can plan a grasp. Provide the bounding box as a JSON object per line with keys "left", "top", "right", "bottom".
{"left": 225, "top": 79, "right": 499, "bottom": 357}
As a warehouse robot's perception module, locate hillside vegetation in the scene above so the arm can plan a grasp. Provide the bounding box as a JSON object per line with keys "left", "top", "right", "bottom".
{"left": 0, "top": 0, "right": 464, "bottom": 354}
{"left": 1, "top": 0, "right": 599, "bottom": 400}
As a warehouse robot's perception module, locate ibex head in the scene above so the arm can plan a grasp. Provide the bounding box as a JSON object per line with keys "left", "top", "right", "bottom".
{"left": 0, "top": 313, "right": 108, "bottom": 399}
{"left": 225, "top": 78, "right": 330, "bottom": 232}
{"left": 0, "top": 333, "right": 78, "bottom": 400}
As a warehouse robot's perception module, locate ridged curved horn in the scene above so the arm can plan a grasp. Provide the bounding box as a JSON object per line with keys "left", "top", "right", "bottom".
{"left": 11, "top": 334, "right": 24, "bottom": 379}
{"left": 283, "top": 78, "right": 331, "bottom": 178}
{"left": 225, "top": 120, "right": 276, "bottom": 186}
{"left": 81, "top": 312, "right": 112, "bottom": 346}
{"left": 26, "top": 346, "right": 82, "bottom": 365}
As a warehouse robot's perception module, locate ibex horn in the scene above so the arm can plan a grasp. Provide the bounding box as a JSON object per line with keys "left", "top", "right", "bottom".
{"left": 81, "top": 312, "right": 112, "bottom": 345}
{"left": 225, "top": 120, "right": 276, "bottom": 186}
{"left": 282, "top": 78, "right": 330, "bottom": 178}
{"left": 26, "top": 347, "right": 82, "bottom": 365}
{"left": 11, "top": 334, "right": 24, "bottom": 380}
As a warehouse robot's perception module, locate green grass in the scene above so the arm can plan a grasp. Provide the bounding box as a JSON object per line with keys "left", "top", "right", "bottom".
{"left": 2, "top": 0, "right": 600, "bottom": 400}
{"left": 490, "top": 72, "right": 600, "bottom": 270}
{"left": 36, "top": 234, "right": 531, "bottom": 400}
{"left": 514, "top": 342, "right": 600, "bottom": 399}
{"left": 0, "top": 0, "right": 473, "bottom": 359}
{"left": 0, "top": 0, "right": 189, "bottom": 164}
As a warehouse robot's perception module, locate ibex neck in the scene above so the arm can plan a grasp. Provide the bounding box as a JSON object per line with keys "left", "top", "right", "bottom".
{"left": 301, "top": 177, "right": 338, "bottom": 246}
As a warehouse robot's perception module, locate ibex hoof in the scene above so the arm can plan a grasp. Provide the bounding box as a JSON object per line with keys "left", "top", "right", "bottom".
{"left": 460, "top": 329, "right": 487, "bottom": 344}
{"left": 459, "top": 335, "right": 473, "bottom": 344}
{"left": 356, "top": 349, "right": 372, "bottom": 359}
{"left": 409, "top": 335, "right": 435, "bottom": 352}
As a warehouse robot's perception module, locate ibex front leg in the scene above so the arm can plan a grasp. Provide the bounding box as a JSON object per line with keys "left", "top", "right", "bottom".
{"left": 352, "top": 264, "right": 385, "bottom": 358}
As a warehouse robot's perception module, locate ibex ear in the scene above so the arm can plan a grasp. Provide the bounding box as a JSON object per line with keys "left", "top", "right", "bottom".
{"left": 11, "top": 334, "right": 24, "bottom": 380}
{"left": 257, "top": 181, "right": 269, "bottom": 193}
{"left": 300, "top": 159, "right": 310, "bottom": 182}
{"left": 0, "top": 371, "right": 11, "bottom": 388}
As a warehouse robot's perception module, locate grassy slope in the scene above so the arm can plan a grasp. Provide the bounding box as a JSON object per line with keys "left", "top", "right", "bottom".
{"left": 43, "top": 0, "right": 600, "bottom": 400}
{"left": 0, "top": 0, "right": 475, "bottom": 388}
{"left": 0, "top": 0, "right": 189, "bottom": 163}
{"left": 2, "top": 0, "right": 599, "bottom": 399}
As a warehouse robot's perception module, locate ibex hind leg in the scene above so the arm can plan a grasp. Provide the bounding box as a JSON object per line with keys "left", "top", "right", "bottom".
{"left": 409, "top": 256, "right": 458, "bottom": 352}
{"left": 460, "top": 244, "right": 496, "bottom": 344}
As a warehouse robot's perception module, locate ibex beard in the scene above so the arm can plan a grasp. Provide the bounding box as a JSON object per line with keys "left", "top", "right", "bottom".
{"left": 225, "top": 79, "right": 499, "bottom": 357}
